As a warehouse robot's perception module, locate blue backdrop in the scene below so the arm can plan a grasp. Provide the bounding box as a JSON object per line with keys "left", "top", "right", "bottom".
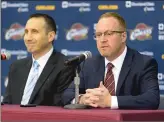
{"left": 1, "top": 1, "right": 164, "bottom": 101}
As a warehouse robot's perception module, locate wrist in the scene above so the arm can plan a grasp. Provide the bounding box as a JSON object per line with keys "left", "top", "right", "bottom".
{"left": 106, "top": 94, "right": 111, "bottom": 107}
{"left": 78, "top": 94, "right": 84, "bottom": 104}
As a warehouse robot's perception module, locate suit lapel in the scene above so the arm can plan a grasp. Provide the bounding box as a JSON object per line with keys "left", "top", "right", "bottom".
{"left": 94, "top": 56, "right": 105, "bottom": 87}
{"left": 19, "top": 58, "right": 32, "bottom": 102}
{"left": 116, "top": 47, "right": 134, "bottom": 95}
{"left": 28, "top": 51, "right": 57, "bottom": 103}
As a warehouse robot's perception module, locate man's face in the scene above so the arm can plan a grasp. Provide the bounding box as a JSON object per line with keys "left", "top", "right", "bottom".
{"left": 95, "top": 17, "right": 126, "bottom": 60}
{"left": 24, "top": 17, "right": 53, "bottom": 55}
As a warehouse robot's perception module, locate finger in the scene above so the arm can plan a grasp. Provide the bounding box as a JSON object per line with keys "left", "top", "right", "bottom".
{"left": 89, "top": 102, "right": 98, "bottom": 107}
{"left": 93, "top": 88, "right": 102, "bottom": 91}
{"left": 85, "top": 92, "right": 95, "bottom": 98}
{"left": 99, "top": 81, "right": 106, "bottom": 89}
{"left": 99, "top": 81, "right": 103, "bottom": 88}
{"left": 91, "top": 90, "right": 103, "bottom": 96}
{"left": 89, "top": 96, "right": 100, "bottom": 102}
{"left": 86, "top": 89, "right": 94, "bottom": 94}
{"left": 86, "top": 88, "right": 102, "bottom": 93}
{"left": 86, "top": 88, "right": 103, "bottom": 95}
{"left": 83, "top": 95, "right": 89, "bottom": 100}
{"left": 84, "top": 98, "right": 93, "bottom": 105}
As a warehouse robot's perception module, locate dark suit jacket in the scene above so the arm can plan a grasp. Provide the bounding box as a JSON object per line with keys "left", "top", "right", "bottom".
{"left": 3, "top": 51, "right": 75, "bottom": 106}
{"left": 62, "top": 47, "right": 160, "bottom": 109}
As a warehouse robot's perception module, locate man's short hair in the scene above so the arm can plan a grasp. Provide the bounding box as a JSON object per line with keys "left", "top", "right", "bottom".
{"left": 99, "top": 12, "right": 126, "bottom": 31}
{"left": 29, "top": 13, "right": 57, "bottom": 34}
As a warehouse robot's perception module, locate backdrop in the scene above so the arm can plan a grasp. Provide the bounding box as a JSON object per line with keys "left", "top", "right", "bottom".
{"left": 1, "top": 1, "right": 164, "bottom": 101}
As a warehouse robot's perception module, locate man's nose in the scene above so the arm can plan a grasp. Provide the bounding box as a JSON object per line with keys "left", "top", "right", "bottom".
{"left": 24, "top": 33, "right": 33, "bottom": 41}
{"left": 99, "top": 34, "right": 107, "bottom": 42}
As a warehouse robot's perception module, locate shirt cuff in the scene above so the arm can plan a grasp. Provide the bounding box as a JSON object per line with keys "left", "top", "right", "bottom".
{"left": 71, "top": 94, "right": 84, "bottom": 104}
{"left": 71, "top": 98, "right": 75, "bottom": 104}
{"left": 111, "top": 96, "right": 118, "bottom": 109}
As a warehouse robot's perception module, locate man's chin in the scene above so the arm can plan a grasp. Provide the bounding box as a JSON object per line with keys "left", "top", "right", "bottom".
{"left": 100, "top": 53, "right": 110, "bottom": 57}
{"left": 27, "top": 49, "right": 35, "bottom": 54}
{"left": 100, "top": 51, "right": 110, "bottom": 56}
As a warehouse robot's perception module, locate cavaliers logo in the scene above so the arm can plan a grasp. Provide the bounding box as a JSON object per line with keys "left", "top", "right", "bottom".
{"left": 130, "top": 23, "right": 153, "bottom": 41}
{"left": 66, "top": 23, "right": 89, "bottom": 41}
{"left": 5, "top": 23, "right": 24, "bottom": 41}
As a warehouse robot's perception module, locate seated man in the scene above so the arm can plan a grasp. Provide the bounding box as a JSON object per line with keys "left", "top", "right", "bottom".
{"left": 62, "top": 12, "right": 160, "bottom": 109}
{"left": 3, "top": 13, "right": 75, "bottom": 106}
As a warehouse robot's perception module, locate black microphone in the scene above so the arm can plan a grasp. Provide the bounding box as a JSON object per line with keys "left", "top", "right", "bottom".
{"left": 64, "top": 51, "right": 92, "bottom": 66}
{"left": 1, "top": 52, "right": 11, "bottom": 60}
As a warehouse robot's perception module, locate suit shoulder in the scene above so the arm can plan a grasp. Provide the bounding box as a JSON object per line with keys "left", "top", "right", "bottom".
{"left": 134, "top": 49, "right": 156, "bottom": 61}
{"left": 54, "top": 51, "right": 67, "bottom": 62}
{"left": 130, "top": 48, "right": 158, "bottom": 67}
{"left": 11, "top": 57, "right": 31, "bottom": 67}
{"left": 8, "top": 57, "right": 31, "bottom": 72}
{"left": 81, "top": 54, "right": 102, "bottom": 67}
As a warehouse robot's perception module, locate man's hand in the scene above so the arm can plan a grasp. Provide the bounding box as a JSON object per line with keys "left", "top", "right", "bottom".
{"left": 79, "top": 93, "right": 98, "bottom": 107}
{"left": 86, "top": 81, "right": 112, "bottom": 108}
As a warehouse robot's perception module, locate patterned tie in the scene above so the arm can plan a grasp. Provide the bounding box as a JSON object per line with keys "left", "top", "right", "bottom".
{"left": 104, "top": 63, "right": 115, "bottom": 96}
{"left": 21, "top": 61, "right": 40, "bottom": 105}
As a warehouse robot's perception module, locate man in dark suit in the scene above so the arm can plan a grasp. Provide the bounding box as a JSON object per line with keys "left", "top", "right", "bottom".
{"left": 3, "top": 13, "right": 75, "bottom": 106}
{"left": 62, "top": 12, "right": 160, "bottom": 109}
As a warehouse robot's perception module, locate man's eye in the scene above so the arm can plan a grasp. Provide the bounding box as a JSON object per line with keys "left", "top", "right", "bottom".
{"left": 96, "top": 33, "right": 102, "bottom": 37}
{"left": 106, "top": 32, "right": 112, "bottom": 36}
{"left": 24, "top": 30, "right": 28, "bottom": 34}
{"left": 32, "top": 30, "right": 38, "bottom": 33}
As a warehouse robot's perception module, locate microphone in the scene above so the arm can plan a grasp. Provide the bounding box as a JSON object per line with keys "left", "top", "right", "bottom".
{"left": 1, "top": 52, "right": 11, "bottom": 60}
{"left": 64, "top": 51, "right": 92, "bottom": 66}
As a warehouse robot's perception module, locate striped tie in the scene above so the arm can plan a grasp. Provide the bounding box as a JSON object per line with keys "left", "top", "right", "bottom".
{"left": 104, "top": 63, "right": 115, "bottom": 96}
{"left": 21, "top": 61, "right": 40, "bottom": 105}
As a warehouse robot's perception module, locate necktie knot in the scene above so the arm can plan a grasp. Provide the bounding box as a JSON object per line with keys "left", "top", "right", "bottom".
{"left": 107, "top": 63, "right": 114, "bottom": 70}
{"left": 33, "top": 61, "right": 39, "bottom": 69}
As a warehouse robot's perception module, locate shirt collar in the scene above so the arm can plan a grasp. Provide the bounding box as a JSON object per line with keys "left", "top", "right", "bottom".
{"left": 105, "top": 46, "right": 127, "bottom": 70}
{"left": 32, "top": 47, "right": 53, "bottom": 67}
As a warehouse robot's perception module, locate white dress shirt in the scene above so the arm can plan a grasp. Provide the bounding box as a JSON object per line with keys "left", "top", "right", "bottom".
{"left": 21, "top": 47, "right": 53, "bottom": 104}
{"left": 104, "top": 46, "right": 127, "bottom": 109}
{"left": 32, "top": 47, "right": 53, "bottom": 77}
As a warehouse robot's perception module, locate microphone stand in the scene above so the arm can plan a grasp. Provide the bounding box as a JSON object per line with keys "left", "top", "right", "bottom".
{"left": 64, "top": 65, "right": 88, "bottom": 109}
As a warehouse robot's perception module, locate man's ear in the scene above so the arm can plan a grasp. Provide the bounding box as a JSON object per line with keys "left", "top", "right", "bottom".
{"left": 48, "top": 31, "right": 56, "bottom": 43}
{"left": 122, "top": 31, "right": 127, "bottom": 43}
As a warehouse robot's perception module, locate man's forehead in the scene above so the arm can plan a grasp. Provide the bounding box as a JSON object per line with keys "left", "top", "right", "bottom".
{"left": 26, "top": 17, "right": 45, "bottom": 25}
{"left": 25, "top": 18, "right": 46, "bottom": 29}
{"left": 96, "top": 17, "right": 119, "bottom": 30}
{"left": 98, "top": 17, "right": 119, "bottom": 25}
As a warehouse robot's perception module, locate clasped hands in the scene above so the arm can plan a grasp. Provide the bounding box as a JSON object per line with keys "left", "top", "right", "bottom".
{"left": 79, "top": 81, "right": 111, "bottom": 108}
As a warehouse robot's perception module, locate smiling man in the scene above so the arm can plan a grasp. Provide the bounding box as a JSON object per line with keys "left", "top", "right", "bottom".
{"left": 62, "top": 12, "right": 160, "bottom": 109}
{"left": 3, "top": 13, "right": 75, "bottom": 106}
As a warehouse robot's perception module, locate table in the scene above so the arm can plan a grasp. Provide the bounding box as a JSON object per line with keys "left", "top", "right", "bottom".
{"left": 2, "top": 105, "right": 164, "bottom": 121}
